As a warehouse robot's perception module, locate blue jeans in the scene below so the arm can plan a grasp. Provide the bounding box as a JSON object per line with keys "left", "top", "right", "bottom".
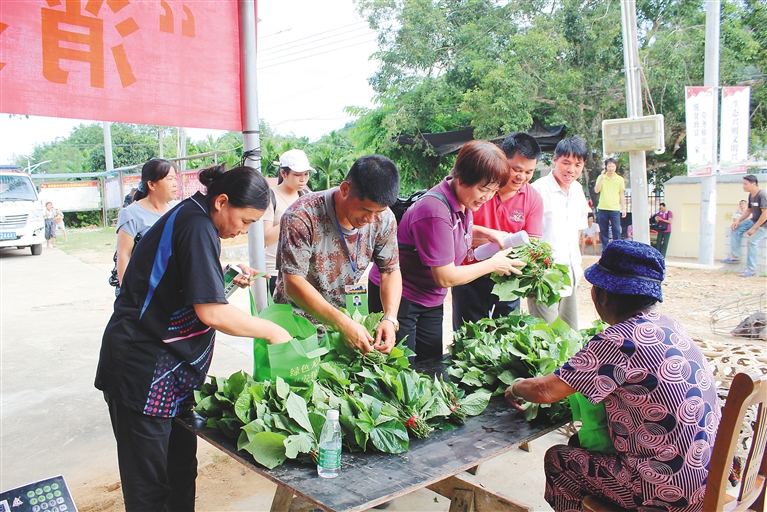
{"left": 598, "top": 209, "right": 622, "bottom": 248}
{"left": 731, "top": 219, "right": 767, "bottom": 272}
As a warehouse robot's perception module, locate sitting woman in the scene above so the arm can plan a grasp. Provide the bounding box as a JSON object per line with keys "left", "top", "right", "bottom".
{"left": 506, "top": 240, "right": 721, "bottom": 512}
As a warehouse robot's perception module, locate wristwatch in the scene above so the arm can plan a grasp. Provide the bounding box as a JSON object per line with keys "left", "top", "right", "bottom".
{"left": 381, "top": 315, "right": 400, "bottom": 331}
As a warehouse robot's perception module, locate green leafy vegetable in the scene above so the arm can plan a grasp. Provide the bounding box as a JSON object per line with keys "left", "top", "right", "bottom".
{"left": 491, "top": 239, "right": 571, "bottom": 306}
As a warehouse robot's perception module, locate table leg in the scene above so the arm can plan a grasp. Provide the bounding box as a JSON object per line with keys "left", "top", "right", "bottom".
{"left": 270, "top": 484, "right": 294, "bottom": 512}
{"left": 427, "top": 472, "right": 531, "bottom": 512}
{"left": 448, "top": 489, "right": 475, "bottom": 512}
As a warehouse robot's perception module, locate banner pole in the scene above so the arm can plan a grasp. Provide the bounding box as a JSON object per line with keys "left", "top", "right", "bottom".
{"left": 239, "top": 0, "right": 268, "bottom": 312}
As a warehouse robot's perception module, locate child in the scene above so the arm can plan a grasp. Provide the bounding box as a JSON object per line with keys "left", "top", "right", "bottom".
{"left": 54, "top": 206, "right": 67, "bottom": 242}
{"left": 580, "top": 212, "right": 600, "bottom": 255}
{"left": 44, "top": 202, "right": 57, "bottom": 248}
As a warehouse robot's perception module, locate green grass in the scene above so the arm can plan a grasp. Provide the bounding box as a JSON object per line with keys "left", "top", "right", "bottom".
{"left": 58, "top": 227, "right": 116, "bottom": 263}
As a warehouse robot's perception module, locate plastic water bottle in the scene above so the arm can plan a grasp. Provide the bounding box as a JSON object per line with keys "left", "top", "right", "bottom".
{"left": 317, "top": 409, "right": 342, "bottom": 478}
{"left": 473, "top": 230, "right": 530, "bottom": 261}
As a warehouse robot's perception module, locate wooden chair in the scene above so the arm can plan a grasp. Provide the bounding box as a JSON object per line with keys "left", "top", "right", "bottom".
{"left": 583, "top": 371, "right": 767, "bottom": 512}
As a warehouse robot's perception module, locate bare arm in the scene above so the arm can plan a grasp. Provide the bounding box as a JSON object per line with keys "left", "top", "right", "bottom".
{"left": 193, "top": 303, "right": 291, "bottom": 344}
{"left": 430, "top": 248, "right": 523, "bottom": 288}
{"left": 374, "top": 269, "right": 403, "bottom": 353}
{"left": 471, "top": 225, "right": 508, "bottom": 248}
{"left": 504, "top": 373, "right": 576, "bottom": 407}
{"left": 747, "top": 208, "right": 767, "bottom": 235}
{"left": 283, "top": 273, "right": 374, "bottom": 354}
{"left": 263, "top": 219, "right": 280, "bottom": 247}
{"left": 594, "top": 173, "right": 604, "bottom": 193}
{"left": 115, "top": 229, "right": 136, "bottom": 285}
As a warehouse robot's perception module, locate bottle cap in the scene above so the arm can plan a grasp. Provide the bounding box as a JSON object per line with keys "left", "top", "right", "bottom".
{"left": 327, "top": 409, "right": 339, "bottom": 420}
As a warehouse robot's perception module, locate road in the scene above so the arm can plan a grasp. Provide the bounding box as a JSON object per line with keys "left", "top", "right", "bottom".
{"left": 0, "top": 246, "right": 255, "bottom": 493}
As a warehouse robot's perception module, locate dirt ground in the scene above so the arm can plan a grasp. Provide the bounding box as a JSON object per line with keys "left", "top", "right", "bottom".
{"left": 66, "top": 246, "right": 766, "bottom": 512}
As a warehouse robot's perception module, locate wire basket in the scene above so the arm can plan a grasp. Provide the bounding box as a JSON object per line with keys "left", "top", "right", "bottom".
{"left": 710, "top": 293, "right": 767, "bottom": 340}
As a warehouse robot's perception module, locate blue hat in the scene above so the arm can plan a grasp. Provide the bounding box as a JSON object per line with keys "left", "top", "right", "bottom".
{"left": 584, "top": 240, "right": 665, "bottom": 302}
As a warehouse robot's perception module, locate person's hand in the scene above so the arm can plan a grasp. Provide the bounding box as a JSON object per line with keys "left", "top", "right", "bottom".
{"left": 373, "top": 321, "right": 397, "bottom": 354}
{"left": 731, "top": 219, "right": 740, "bottom": 231}
{"left": 486, "top": 229, "right": 508, "bottom": 249}
{"left": 747, "top": 227, "right": 756, "bottom": 236}
{"left": 489, "top": 248, "right": 524, "bottom": 276}
{"left": 504, "top": 386, "right": 525, "bottom": 411}
{"left": 340, "top": 317, "right": 374, "bottom": 354}
{"left": 266, "top": 323, "right": 292, "bottom": 344}
{"left": 234, "top": 264, "right": 263, "bottom": 288}
{"left": 621, "top": 210, "right": 627, "bottom": 218}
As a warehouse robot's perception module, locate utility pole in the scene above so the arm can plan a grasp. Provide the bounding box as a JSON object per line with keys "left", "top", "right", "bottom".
{"left": 698, "top": 0, "right": 720, "bottom": 265}
{"left": 239, "top": 0, "right": 268, "bottom": 312}
{"left": 103, "top": 121, "right": 115, "bottom": 226}
{"left": 620, "top": 0, "right": 650, "bottom": 245}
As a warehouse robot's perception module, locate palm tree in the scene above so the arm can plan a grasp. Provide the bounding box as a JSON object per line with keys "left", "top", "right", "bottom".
{"left": 310, "top": 145, "right": 352, "bottom": 191}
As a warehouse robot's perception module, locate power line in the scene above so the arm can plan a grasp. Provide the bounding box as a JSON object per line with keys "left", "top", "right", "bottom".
{"left": 258, "top": 36, "right": 379, "bottom": 70}
{"left": 259, "top": 24, "right": 371, "bottom": 58}
{"left": 259, "top": 32, "right": 377, "bottom": 65}
{"left": 259, "top": 21, "right": 368, "bottom": 53}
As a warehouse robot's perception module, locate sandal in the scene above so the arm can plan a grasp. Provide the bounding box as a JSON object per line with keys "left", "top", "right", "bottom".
{"left": 739, "top": 270, "right": 756, "bottom": 278}
{"left": 722, "top": 258, "right": 740, "bottom": 264}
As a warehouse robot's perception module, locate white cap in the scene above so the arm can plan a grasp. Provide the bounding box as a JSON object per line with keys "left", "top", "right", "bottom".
{"left": 276, "top": 149, "right": 314, "bottom": 173}
{"left": 327, "top": 409, "right": 339, "bottom": 420}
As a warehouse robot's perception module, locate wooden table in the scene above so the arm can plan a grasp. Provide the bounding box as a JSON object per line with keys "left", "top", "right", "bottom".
{"left": 178, "top": 396, "right": 563, "bottom": 512}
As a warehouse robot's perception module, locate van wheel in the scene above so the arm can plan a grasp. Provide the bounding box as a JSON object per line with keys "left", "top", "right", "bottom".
{"left": 30, "top": 244, "right": 43, "bottom": 255}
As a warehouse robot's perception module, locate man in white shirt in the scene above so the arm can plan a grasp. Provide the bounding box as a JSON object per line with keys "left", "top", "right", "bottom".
{"left": 529, "top": 136, "right": 591, "bottom": 329}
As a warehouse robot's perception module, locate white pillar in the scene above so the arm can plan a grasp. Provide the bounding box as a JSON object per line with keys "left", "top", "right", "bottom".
{"left": 620, "top": 0, "right": 649, "bottom": 245}
{"left": 239, "top": 0, "right": 268, "bottom": 312}
{"left": 698, "top": 0, "right": 720, "bottom": 265}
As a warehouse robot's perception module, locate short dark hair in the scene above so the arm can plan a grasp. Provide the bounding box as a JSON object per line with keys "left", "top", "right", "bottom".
{"left": 198, "top": 164, "right": 270, "bottom": 210}
{"left": 554, "top": 136, "right": 588, "bottom": 161}
{"left": 744, "top": 174, "right": 758, "bottom": 185}
{"left": 659, "top": 202, "right": 666, "bottom": 207}
{"left": 604, "top": 158, "right": 618, "bottom": 167}
{"left": 594, "top": 286, "right": 658, "bottom": 317}
{"left": 453, "top": 140, "right": 509, "bottom": 188}
{"left": 500, "top": 133, "right": 542, "bottom": 161}
{"left": 587, "top": 212, "right": 594, "bottom": 218}
{"left": 346, "top": 155, "right": 400, "bottom": 206}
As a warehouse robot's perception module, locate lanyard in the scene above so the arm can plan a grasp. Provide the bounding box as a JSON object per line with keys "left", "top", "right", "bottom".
{"left": 331, "top": 193, "right": 362, "bottom": 274}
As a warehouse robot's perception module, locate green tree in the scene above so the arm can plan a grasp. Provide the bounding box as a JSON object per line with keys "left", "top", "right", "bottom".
{"left": 353, "top": 0, "right": 765, "bottom": 191}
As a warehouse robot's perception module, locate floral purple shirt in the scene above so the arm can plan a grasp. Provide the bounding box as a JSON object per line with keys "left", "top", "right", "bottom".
{"left": 556, "top": 310, "right": 721, "bottom": 510}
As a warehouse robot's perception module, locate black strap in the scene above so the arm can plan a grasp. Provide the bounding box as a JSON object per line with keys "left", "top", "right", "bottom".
{"left": 398, "top": 190, "right": 454, "bottom": 252}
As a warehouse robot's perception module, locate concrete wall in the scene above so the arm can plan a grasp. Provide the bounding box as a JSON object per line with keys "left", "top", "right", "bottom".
{"left": 662, "top": 175, "right": 763, "bottom": 260}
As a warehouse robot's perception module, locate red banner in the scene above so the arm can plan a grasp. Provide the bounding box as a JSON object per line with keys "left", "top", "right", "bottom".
{"left": 0, "top": 0, "right": 242, "bottom": 130}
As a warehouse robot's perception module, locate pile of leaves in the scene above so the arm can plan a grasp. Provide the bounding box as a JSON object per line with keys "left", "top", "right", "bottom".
{"left": 447, "top": 311, "right": 607, "bottom": 422}
{"left": 491, "top": 239, "right": 571, "bottom": 306}
{"left": 194, "top": 310, "right": 491, "bottom": 469}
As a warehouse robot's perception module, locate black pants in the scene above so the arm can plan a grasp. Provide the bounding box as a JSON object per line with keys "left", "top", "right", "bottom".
{"left": 107, "top": 397, "right": 198, "bottom": 511}
{"left": 369, "top": 282, "right": 444, "bottom": 362}
{"left": 451, "top": 275, "right": 521, "bottom": 330}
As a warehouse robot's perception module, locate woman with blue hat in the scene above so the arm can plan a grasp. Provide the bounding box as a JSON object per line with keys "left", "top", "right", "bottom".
{"left": 506, "top": 240, "right": 721, "bottom": 512}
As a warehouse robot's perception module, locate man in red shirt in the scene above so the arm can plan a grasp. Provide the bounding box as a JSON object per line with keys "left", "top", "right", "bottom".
{"left": 452, "top": 132, "right": 544, "bottom": 329}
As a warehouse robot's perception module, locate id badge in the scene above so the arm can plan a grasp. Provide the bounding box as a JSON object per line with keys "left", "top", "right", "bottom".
{"left": 344, "top": 284, "right": 369, "bottom": 316}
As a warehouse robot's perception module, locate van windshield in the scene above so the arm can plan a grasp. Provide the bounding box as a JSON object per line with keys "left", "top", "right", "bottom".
{"left": 0, "top": 175, "right": 38, "bottom": 202}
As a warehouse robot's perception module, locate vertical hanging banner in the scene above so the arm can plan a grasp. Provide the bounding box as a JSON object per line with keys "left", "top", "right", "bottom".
{"left": 720, "top": 86, "right": 751, "bottom": 175}
{"left": 0, "top": 0, "right": 242, "bottom": 131}
{"left": 685, "top": 86, "right": 715, "bottom": 176}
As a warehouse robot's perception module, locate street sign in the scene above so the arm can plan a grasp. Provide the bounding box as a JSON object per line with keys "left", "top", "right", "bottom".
{"left": 602, "top": 114, "right": 665, "bottom": 155}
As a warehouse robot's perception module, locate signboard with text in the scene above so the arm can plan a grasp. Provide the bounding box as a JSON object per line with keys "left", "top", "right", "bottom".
{"left": 685, "top": 86, "right": 715, "bottom": 176}
{"left": 39, "top": 181, "right": 100, "bottom": 211}
{"left": 0, "top": 1, "right": 242, "bottom": 130}
{"left": 720, "top": 86, "right": 751, "bottom": 175}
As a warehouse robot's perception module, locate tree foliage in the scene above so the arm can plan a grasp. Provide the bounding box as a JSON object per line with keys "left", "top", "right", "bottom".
{"left": 353, "top": 0, "right": 766, "bottom": 192}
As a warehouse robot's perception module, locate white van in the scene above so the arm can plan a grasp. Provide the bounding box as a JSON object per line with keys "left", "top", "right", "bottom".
{"left": 0, "top": 166, "right": 45, "bottom": 255}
